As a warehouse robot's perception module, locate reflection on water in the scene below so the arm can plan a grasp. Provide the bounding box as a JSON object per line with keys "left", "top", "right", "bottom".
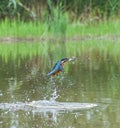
{"left": 0, "top": 46, "right": 120, "bottom": 128}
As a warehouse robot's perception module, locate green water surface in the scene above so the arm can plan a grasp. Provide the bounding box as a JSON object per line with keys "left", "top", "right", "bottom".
{"left": 0, "top": 40, "right": 120, "bottom": 128}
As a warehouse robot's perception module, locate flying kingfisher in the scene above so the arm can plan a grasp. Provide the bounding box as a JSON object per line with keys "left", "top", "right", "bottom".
{"left": 47, "top": 57, "right": 75, "bottom": 76}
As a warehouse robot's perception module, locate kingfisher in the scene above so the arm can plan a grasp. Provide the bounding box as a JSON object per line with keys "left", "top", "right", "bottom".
{"left": 47, "top": 57, "right": 75, "bottom": 76}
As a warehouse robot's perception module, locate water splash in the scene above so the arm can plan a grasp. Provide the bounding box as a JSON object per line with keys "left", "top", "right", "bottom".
{"left": 50, "top": 87, "right": 59, "bottom": 102}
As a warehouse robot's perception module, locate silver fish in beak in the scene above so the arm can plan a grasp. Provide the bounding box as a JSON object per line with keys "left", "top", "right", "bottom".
{"left": 68, "top": 57, "right": 76, "bottom": 62}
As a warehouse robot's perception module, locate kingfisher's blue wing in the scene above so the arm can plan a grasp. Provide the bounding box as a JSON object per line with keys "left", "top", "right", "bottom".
{"left": 51, "top": 61, "right": 59, "bottom": 71}
{"left": 47, "top": 61, "right": 63, "bottom": 76}
{"left": 53, "top": 61, "right": 63, "bottom": 71}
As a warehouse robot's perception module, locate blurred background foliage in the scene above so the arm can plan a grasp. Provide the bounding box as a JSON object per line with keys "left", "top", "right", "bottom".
{"left": 0, "top": 0, "right": 120, "bottom": 21}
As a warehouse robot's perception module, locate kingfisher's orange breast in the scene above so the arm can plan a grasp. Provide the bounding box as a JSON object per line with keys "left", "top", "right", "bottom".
{"left": 53, "top": 70, "right": 60, "bottom": 76}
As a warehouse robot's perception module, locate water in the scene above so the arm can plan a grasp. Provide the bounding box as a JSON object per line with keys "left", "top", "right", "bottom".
{"left": 0, "top": 45, "right": 120, "bottom": 128}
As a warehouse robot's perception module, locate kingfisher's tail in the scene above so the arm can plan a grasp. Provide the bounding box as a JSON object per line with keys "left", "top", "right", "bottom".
{"left": 47, "top": 70, "right": 55, "bottom": 76}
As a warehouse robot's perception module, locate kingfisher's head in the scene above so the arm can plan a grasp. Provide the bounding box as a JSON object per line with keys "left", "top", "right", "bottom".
{"left": 61, "top": 58, "right": 69, "bottom": 64}
{"left": 61, "top": 57, "right": 76, "bottom": 64}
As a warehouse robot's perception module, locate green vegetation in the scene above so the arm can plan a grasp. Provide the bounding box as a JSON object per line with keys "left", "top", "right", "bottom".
{"left": 0, "top": 0, "right": 119, "bottom": 39}
{"left": 0, "top": 0, "right": 120, "bottom": 20}
{"left": 0, "top": 18, "right": 119, "bottom": 38}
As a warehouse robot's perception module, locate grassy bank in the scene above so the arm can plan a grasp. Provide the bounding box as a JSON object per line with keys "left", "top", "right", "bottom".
{"left": 0, "top": 18, "right": 120, "bottom": 38}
